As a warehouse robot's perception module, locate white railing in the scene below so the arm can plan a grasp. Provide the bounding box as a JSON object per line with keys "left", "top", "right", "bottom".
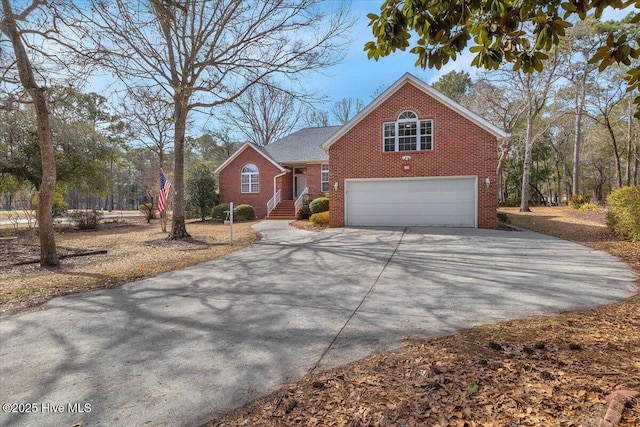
{"left": 294, "top": 187, "right": 309, "bottom": 214}
{"left": 266, "top": 189, "right": 282, "bottom": 216}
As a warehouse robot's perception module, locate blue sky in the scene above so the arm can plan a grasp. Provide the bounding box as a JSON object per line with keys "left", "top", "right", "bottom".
{"left": 81, "top": 2, "right": 634, "bottom": 133}
{"left": 308, "top": 0, "right": 460, "bottom": 106}
{"left": 310, "top": 2, "right": 636, "bottom": 110}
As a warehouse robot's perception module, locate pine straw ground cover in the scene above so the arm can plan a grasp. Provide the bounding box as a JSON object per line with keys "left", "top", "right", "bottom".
{"left": 207, "top": 206, "right": 639, "bottom": 427}
{"left": 0, "top": 218, "right": 260, "bottom": 315}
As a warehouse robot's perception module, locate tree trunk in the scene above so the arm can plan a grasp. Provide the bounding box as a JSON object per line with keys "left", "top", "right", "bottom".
{"left": 2, "top": 0, "right": 58, "bottom": 266}
{"left": 571, "top": 80, "right": 586, "bottom": 195}
{"left": 168, "top": 93, "right": 190, "bottom": 239}
{"left": 520, "top": 113, "right": 535, "bottom": 212}
{"left": 625, "top": 97, "right": 634, "bottom": 186}
{"left": 496, "top": 140, "right": 511, "bottom": 204}
{"left": 604, "top": 117, "right": 623, "bottom": 188}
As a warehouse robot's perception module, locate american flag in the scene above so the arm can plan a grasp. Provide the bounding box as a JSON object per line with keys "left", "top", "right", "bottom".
{"left": 158, "top": 172, "right": 172, "bottom": 215}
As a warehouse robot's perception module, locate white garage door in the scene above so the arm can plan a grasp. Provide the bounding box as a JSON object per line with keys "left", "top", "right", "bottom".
{"left": 346, "top": 177, "right": 476, "bottom": 227}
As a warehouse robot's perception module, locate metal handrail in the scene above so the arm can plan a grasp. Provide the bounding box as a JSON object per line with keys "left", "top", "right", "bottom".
{"left": 294, "top": 187, "right": 309, "bottom": 214}
{"left": 266, "top": 189, "right": 281, "bottom": 216}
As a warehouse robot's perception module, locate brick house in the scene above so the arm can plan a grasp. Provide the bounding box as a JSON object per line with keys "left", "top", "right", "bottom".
{"left": 215, "top": 73, "right": 509, "bottom": 228}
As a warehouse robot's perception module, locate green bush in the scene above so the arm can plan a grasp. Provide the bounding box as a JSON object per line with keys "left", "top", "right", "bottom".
{"left": 138, "top": 203, "right": 156, "bottom": 223}
{"left": 606, "top": 186, "right": 640, "bottom": 242}
{"left": 69, "top": 210, "right": 103, "bottom": 230}
{"left": 497, "top": 212, "right": 510, "bottom": 224}
{"left": 309, "top": 196, "right": 329, "bottom": 214}
{"left": 578, "top": 202, "right": 598, "bottom": 212}
{"left": 50, "top": 189, "right": 68, "bottom": 218}
{"left": 310, "top": 211, "right": 330, "bottom": 225}
{"left": 233, "top": 204, "right": 255, "bottom": 221}
{"left": 186, "top": 163, "right": 218, "bottom": 221}
{"left": 568, "top": 194, "right": 591, "bottom": 209}
{"left": 212, "top": 203, "right": 230, "bottom": 220}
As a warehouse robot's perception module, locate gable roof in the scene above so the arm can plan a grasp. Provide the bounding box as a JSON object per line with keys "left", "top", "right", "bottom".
{"left": 213, "top": 142, "right": 286, "bottom": 174}
{"left": 322, "top": 73, "right": 509, "bottom": 150}
{"left": 264, "top": 126, "right": 340, "bottom": 163}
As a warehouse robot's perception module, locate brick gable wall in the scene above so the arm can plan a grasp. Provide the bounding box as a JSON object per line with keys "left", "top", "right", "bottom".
{"left": 217, "top": 146, "right": 284, "bottom": 218}
{"left": 327, "top": 82, "right": 498, "bottom": 229}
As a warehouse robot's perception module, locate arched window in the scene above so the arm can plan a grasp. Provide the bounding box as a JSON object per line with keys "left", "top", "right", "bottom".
{"left": 383, "top": 110, "right": 433, "bottom": 152}
{"left": 241, "top": 163, "right": 259, "bottom": 193}
{"left": 398, "top": 110, "right": 417, "bottom": 120}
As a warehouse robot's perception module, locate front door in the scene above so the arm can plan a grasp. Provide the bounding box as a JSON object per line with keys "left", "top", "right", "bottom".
{"left": 294, "top": 167, "right": 307, "bottom": 198}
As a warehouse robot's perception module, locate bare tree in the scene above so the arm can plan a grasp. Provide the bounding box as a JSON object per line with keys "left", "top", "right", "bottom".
{"left": 303, "top": 108, "right": 330, "bottom": 127}
{"left": 1, "top": 0, "right": 59, "bottom": 266}
{"left": 122, "top": 87, "right": 174, "bottom": 231}
{"left": 517, "top": 53, "right": 563, "bottom": 212}
{"left": 463, "top": 78, "right": 526, "bottom": 204}
{"left": 223, "top": 81, "right": 303, "bottom": 146}
{"left": 587, "top": 72, "right": 628, "bottom": 189}
{"left": 72, "top": 0, "right": 351, "bottom": 239}
{"left": 561, "top": 18, "right": 604, "bottom": 196}
{"left": 331, "top": 97, "right": 364, "bottom": 124}
{"left": 123, "top": 88, "right": 174, "bottom": 170}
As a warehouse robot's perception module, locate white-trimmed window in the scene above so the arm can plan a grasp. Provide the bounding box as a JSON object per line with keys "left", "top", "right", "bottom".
{"left": 383, "top": 110, "right": 433, "bottom": 152}
{"left": 321, "top": 164, "right": 329, "bottom": 192}
{"left": 241, "top": 163, "right": 259, "bottom": 193}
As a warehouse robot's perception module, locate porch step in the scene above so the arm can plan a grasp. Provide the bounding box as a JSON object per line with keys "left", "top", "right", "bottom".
{"left": 267, "top": 200, "right": 297, "bottom": 220}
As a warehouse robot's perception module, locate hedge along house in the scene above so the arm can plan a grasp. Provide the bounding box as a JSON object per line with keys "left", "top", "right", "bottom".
{"left": 215, "top": 73, "right": 509, "bottom": 228}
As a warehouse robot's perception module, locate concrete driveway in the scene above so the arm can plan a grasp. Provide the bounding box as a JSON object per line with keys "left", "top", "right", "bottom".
{"left": 0, "top": 221, "right": 636, "bottom": 427}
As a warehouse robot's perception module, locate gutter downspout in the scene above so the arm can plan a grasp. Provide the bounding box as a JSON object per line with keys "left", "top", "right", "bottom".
{"left": 273, "top": 169, "right": 288, "bottom": 198}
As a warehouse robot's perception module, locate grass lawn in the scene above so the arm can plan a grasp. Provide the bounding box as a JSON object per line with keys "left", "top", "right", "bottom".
{"left": 207, "top": 206, "right": 639, "bottom": 427}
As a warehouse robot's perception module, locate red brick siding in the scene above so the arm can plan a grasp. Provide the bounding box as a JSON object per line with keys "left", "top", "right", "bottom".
{"left": 277, "top": 170, "right": 293, "bottom": 200}
{"left": 217, "top": 146, "right": 284, "bottom": 218}
{"left": 305, "top": 163, "right": 328, "bottom": 199}
{"left": 328, "top": 82, "right": 498, "bottom": 229}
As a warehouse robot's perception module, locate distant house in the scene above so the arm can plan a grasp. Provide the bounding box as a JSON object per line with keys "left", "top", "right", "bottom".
{"left": 214, "top": 73, "right": 509, "bottom": 228}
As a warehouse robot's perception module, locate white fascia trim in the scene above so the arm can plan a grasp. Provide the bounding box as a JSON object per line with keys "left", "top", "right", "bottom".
{"left": 214, "top": 143, "right": 286, "bottom": 174}
{"left": 322, "top": 73, "right": 509, "bottom": 150}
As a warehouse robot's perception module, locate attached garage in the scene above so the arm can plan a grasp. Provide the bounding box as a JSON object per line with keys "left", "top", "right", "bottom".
{"left": 345, "top": 176, "right": 477, "bottom": 227}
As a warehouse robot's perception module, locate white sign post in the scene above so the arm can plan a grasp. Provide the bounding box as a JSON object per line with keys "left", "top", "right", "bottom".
{"left": 229, "top": 202, "right": 234, "bottom": 246}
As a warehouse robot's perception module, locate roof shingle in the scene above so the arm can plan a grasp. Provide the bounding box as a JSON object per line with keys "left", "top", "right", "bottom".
{"left": 264, "top": 126, "right": 340, "bottom": 163}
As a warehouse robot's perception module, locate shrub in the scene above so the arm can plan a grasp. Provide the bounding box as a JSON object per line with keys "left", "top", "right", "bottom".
{"left": 310, "top": 211, "right": 330, "bottom": 226}
{"left": 212, "top": 203, "right": 230, "bottom": 221}
{"left": 233, "top": 204, "right": 255, "bottom": 221}
{"left": 497, "top": 212, "right": 510, "bottom": 224}
{"left": 51, "top": 197, "right": 68, "bottom": 218}
{"left": 309, "top": 196, "right": 329, "bottom": 214}
{"left": 186, "top": 163, "right": 218, "bottom": 221}
{"left": 138, "top": 203, "right": 156, "bottom": 223}
{"left": 606, "top": 186, "right": 640, "bottom": 242}
{"left": 578, "top": 202, "right": 598, "bottom": 212}
{"left": 298, "top": 195, "right": 311, "bottom": 219}
{"left": 69, "top": 210, "right": 103, "bottom": 230}
{"left": 568, "top": 194, "right": 590, "bottom": 209}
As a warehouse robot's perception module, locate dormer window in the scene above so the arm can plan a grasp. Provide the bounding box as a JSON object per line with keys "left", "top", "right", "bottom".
{"left": 383, "top": 110, "right": 433, "bottom": 152}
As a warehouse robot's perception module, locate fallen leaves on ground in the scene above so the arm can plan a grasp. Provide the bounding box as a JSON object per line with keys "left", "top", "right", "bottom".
{"left": 208, "top": 206, "right": 639, "bottom": 427}
{"left": 0, "top": 219, "right": 260, "bottom": 315}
